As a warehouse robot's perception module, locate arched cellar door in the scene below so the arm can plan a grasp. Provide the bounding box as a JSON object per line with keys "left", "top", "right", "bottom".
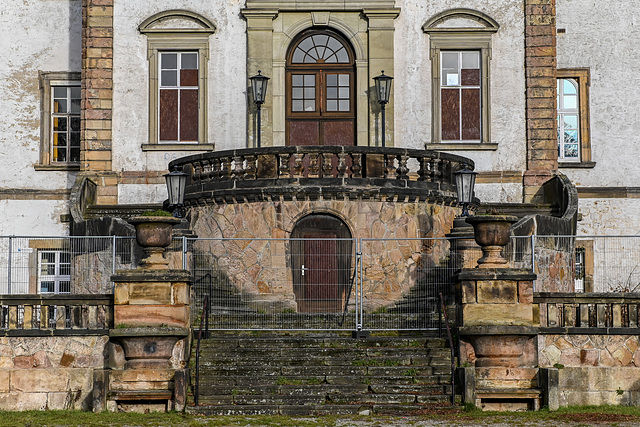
{"left": 286, "top": 29, "right": 356, "bottom": 146}
{"left": 291, "top": 214, "right": 353, "bottom": 313}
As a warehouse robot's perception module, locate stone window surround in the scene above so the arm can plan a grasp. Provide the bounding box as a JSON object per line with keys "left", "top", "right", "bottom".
{"left": 36, "top": 72, "right": 81, "bottom": 171}
{"left": 139, "top": 10, "right": 216, "bottom": 151}
{"left": 241, "top": 6, "right": 399, "bottom": 147}
{"left": 423, "top": 9, "right": 499, "bottom": 151}
{"left": 557, "top": 68, "right": 595, "bottom": 169}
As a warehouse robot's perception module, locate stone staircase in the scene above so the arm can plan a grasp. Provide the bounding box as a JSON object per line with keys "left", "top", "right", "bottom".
{"left": 187, "top": 334, "right": 455, "bottom": 415}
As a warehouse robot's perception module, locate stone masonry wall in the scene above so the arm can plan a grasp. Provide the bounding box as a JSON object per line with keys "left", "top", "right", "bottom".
{"left": 189, "top": 200, "right": 457, "bottom": 310}
{"left": 82, "top": 0, "right": 117, "bottom": 204}
{"left": 523, "top": 0, "right": 557, "bottom": 203}
{"left": 0, "top": 336, "right": 108, "bottom": 410}
{"left": 539, "top": 334, "right": 640, "bottom": 406}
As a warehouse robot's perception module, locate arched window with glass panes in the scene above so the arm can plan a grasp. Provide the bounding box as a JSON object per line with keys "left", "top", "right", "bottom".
{"left": 557, "top": 78, "right": 580, "bottom": 161}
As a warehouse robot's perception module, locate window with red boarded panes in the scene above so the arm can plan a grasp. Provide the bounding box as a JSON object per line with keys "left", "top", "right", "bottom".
{"left": 159, "top": 52, "right": 199, "bottom": 142}
{"left": 440, "top": 51, "right": 481, "bottom": 142}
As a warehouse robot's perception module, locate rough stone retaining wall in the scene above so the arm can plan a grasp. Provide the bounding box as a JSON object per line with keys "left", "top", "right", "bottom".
{"left": 539, "top": 334, "right": 640, "bottom": 406}
{"left": 0, "top": 336, "right": 108, "bottom": 410}
{"left": 189, "top": 199, "right": 456, "bottom": 309}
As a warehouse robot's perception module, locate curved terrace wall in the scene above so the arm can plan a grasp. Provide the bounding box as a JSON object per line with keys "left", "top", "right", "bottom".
{"left": 171, "top": 147, "right": 472, "bottom": 311}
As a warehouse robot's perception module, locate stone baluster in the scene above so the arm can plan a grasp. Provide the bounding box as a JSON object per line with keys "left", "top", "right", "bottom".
{"left": 322, "top": 153, "right": 333, "bottom": 177}
{"left": 430, "top": 158, "right": 441, "bottom": 182}
{"left": 351, "top": 153, "right": 362, "bottom": 178}
{"left": 233, "top": 155, "right": 244, "bottom": 180}
{"left": 278, "top": 153, "right": 290, "bottom": 178}
{"left": 385, "top": 154, "right": 396, "bottom": 179}
{"left": 244, "top": 155, "right": 257, "bottom": 180}
{"left": 192, "top": 161, "right": 203, "bottom": 182}
{"left": 292, "top": 153, "right": 304, "bottom": 177}
{"left": 220, "top": 156, "right": 233, "bottom": 180}
{"left": 210, "top": 157, "right": 221, "bottom": 180}
{"left": 397, "top": 154, "right": 409, "bottom": 180}
{"left": 417, "top": 156, "right": 429, "bottom": 181}
{"left": 337, "top": 152, "right": 348, "bottom": 177}
{"left": 308, "top": 152, "right": 320, "bottom": 178}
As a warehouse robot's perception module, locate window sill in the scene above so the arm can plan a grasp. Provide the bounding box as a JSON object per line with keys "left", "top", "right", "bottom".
{"left": 424, "top": 143, "right": 498, "bottom": 151}
{"left": 142, "top": 144, "right": 214, "bottom": 152}
{"left": 34, "top": 164, "right": 81, "bottom": 171}
{"left": 559, "top": 161, "right": 596, "bottom": 169}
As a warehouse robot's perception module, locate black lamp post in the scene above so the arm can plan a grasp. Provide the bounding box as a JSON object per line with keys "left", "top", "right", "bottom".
{"left": 164, "top": 165, "right": 188, "bottom": 218}
{"left": 373, "top": 71, "right": 393, "bottom": 147}
{"left": 454, "top": 165, "right": 477, "bottom": 217}
{"left": 249, "top": 70, "right": 270, "bottom": 148}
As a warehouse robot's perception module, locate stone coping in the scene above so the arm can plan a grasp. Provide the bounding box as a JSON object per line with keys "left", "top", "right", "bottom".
{"left": 109, "top": 327, "right": 190, "bottom": 338}
{"left": 455, "top": 268, "right": 537, "bottom": 282}
{"left": 111, "top": 270, "right": 191, "bottom": 283}
{"left": 0, "top": 329, "right": 109, "bottom": 337}
{"left": 459, "top": 326, "right": 539, "bottom": 336}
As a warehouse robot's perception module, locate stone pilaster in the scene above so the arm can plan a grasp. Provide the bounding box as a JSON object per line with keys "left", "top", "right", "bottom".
{"left": 524, "top": 0, "right": 557, "bottom": 203}
{"left": 242, "top": 10, "right": 278, "bottom": 148}
{"left": 82, "top": 0, "right": 116, "bottom": 204}
{"left": 364, "top": 9, "right": 400, "bottom": 147}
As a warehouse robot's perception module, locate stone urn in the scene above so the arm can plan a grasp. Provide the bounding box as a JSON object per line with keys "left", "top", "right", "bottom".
{"left": 129, "top": 216, "right": 180, "bottom": 269}
{"left": 465, "top": 215, "right": 518, "bottom": 268}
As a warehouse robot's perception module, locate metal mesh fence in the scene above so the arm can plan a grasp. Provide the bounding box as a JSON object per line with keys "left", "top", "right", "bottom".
{"left": 3, "top": 233, "right": 640, "bottom": 329}
{"left": 0, "top": 236, "right": 142, "bottom": 295}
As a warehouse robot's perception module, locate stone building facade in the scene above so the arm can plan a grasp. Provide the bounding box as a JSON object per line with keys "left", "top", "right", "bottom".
{"left": 0, "top": 0, "right": 638, "bottom": 292}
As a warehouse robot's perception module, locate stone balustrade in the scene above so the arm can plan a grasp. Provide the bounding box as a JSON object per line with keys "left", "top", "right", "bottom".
{"left": 535, "top": 292, "right": 640, "bottom": 331}
{"left": 170, "top": 146, "right": 474, "bottom": 205}
{"left": 0, "top": 294, "right": 112, "bottom": 334}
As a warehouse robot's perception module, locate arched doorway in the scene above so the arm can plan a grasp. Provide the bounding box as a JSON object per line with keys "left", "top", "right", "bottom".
{"left": 286, "top": 29, "right": 356, "bottom": 146}
{"left": 290, "top": 214, "right": 353, "bottom": 313}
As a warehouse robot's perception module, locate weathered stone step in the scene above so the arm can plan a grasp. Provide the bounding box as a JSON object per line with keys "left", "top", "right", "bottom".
{"left": 198, "top": 337, "right": 447, "bottom": 348}
{"left": 197, "top": 384, "right": 370, "bottom": 396}
{"left": 327, "top": 393, "right": 448, "bottom": 405}
{"left": 198, "top": 364, "right": 449, "bottom": 378}
{"left": 198, "top": 355, "right": 448, "bottom": 367}
{"left": 198, "top": 373, "right": 451, "bottom": 387}
{"left": 198, "top": 347, "right": 449, "bottom": 359}
{"left": 187, "top": 403, "right": 453, "bottom": 416}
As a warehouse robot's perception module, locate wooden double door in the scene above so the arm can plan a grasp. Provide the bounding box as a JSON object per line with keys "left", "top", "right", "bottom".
{"left": 286, "top": 29, "right": 356, "bottom": 146}
{"left": 291, "top": 215, "right": 353, "bottom": 313}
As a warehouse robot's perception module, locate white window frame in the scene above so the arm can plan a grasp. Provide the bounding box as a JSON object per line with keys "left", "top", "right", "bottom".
{"left": 557, "top": 78, "right": 580, "bottom": 162}
{"left": 38, "top": 250, "right": 71, "bottom": 294}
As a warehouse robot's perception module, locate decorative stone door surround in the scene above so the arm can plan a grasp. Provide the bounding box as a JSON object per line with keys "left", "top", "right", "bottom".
{"left": 241, "top": 1, "right": 399, "bottom": 148}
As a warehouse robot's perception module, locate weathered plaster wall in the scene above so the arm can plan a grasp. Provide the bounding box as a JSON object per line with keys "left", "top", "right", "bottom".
{"left": 557, "top": 1, "right": 640, "bottom": 236}
{"left": 539, "top": 334, "right": 640, "bottom": 406}
{"left": 0, "top": 200, "right": 70, "bottom": 236}
{"left": 394, "top": 0, "right": 527, "bottom": 203}
{"left": 0, "top": 0, "right": 81, "bottom": 234}
{"left": 0, "top": 336, "right": 107, "bottom": 410}
{"left": 112, "top": 1, "right": 247, "bottom": 203}
{"left": 557, "top": 0, "right": 640, "bottom": 188}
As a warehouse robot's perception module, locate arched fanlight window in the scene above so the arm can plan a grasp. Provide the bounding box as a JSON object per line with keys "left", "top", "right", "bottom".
{"left": 291, "top": 34, "right": 350, "bottom": 64}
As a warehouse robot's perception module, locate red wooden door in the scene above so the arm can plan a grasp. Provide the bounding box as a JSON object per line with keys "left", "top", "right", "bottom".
{"left": 302, "top": 235, "right": 340, "bottom": 313}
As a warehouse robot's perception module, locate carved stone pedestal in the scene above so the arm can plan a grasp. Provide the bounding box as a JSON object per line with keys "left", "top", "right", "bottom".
{"left": 96, "top": 269, "right": 191, "bottom": 413}
{"left": 455, "top": 268, "right": 541, "bottom": 411}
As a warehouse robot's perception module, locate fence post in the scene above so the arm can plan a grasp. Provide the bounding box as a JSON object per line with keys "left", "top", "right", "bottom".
{"left": 182, "top": 236, "right": 188, "bottom": 270}
{"left": 112, "top": 235, "right": 117, "bottom": 293}
{"left": 355, "top": 239, "right": 361, "bottom": 331}
{"left": 530, "top": 235, "right": 536, "bottom": 291}
{"left": 7, "top": 236, "right": 12, "bottom": 295}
